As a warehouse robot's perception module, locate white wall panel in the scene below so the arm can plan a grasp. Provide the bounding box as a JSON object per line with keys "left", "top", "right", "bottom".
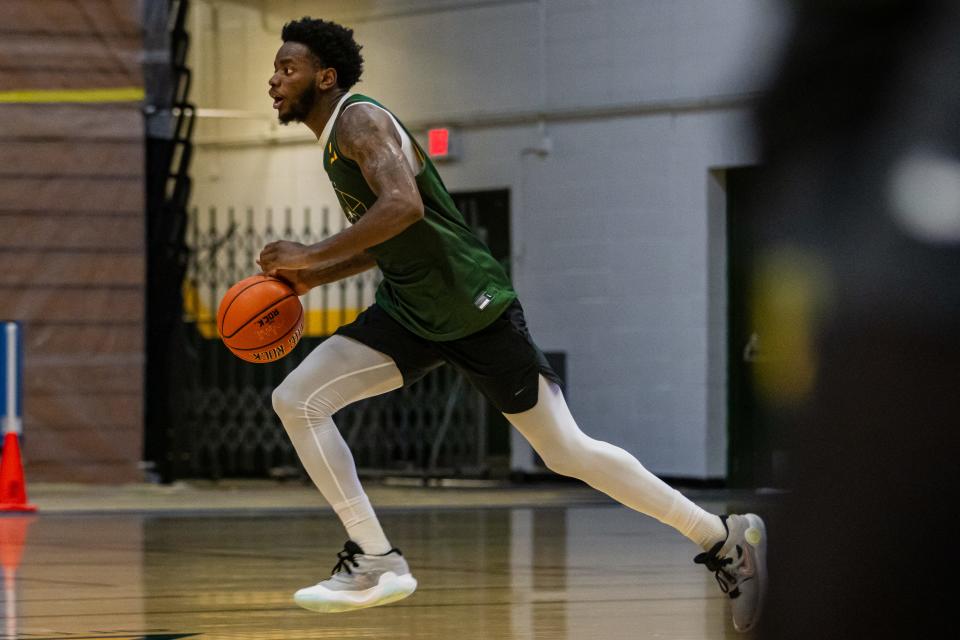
{"left": 189, "top": 0, "right": 788, "bottom": 478}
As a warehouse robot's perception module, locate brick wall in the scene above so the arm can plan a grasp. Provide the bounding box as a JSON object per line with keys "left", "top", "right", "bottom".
{"left": 0, "top": 0, "right": 145, "bottom": 482}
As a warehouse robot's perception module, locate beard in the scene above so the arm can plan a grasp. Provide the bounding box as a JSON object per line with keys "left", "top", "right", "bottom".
{"left": 278, "top": 82, "right": 317, "bottom": 125}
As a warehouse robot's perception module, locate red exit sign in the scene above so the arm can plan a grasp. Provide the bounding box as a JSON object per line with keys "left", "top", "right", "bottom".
{"left": 426, "top": 127, "right": 458, "bottom": 161}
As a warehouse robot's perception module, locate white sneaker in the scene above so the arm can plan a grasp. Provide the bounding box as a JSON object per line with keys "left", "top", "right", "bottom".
{"left": 294, "top": 540, "right": 417, "bottom": 613}
{"left": 694, "top": 514, "right": 768, "bottom": 633}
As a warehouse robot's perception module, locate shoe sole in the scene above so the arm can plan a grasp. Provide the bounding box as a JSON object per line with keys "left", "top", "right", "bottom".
{"left": 294, "top": 572, "right": 418, "bottom": 613}
{"left": 733, "top": 513, "right": 768, "bottom": 633}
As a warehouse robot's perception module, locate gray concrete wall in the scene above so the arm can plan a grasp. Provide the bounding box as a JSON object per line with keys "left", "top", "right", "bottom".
{"left": 188, "top": 0, "right": 789, "bottom": 478}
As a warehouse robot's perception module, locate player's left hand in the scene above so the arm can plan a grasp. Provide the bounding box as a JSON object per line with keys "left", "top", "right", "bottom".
{"left": 257, "top": 240, "right": 311, "bottom": 274}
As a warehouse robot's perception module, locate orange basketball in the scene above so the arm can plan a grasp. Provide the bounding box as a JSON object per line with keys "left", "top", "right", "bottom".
{"left": 217, "top": 274, "right": 304, "bottom": 364}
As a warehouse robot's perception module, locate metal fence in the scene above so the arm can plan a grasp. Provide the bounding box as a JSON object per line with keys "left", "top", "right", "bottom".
{"left": 168, "top": 205, "right": 488, "bottom": 480}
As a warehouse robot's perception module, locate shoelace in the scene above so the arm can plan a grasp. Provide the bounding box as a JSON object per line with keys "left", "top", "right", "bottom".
{"left": 329, "top": 541, "right": 405, "bottom": 576}
{"left": 331, "top": 541, "right": 363, "bottom": 576}
{"left": 694, "top": 540, "right": 738, "bottom": 595}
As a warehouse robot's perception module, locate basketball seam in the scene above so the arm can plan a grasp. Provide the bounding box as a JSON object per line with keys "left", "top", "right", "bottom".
{"left": 228, "top": 306, "right": 304, "bottom": 351}
{"left": 219, "top": 276, "right": 272, "bottom": 337}
{"left": 222, "top": 292, "right": 298, "bottom": 340}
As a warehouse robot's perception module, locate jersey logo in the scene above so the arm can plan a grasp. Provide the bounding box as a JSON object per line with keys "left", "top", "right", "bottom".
{"left": 328, "top": 143, "right": 339, "bottom": 165}
{"left": 334, "top": 187, "right": 368, "bottom": 224}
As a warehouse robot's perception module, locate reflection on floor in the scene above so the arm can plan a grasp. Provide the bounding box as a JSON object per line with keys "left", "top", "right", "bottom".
{"left": 3, "top": 502, "right": 742, "bottom": 639}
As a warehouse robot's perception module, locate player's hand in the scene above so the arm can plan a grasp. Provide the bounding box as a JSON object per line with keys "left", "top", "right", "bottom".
{"left": 257, "top": 240, "right": 311, "bottom": 274}
{"left": 272, "top": 269, "right": 312, "bottom": 296}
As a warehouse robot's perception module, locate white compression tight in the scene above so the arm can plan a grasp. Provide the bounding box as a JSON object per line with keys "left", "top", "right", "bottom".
{"left": 273, "top": 336, "right": 725, "bottom": 553}
{"left": 505, "top": 375, "right": 726, "bottom": 549}
{"left": 272, "top": 335, "right": 403, "bottom": 555}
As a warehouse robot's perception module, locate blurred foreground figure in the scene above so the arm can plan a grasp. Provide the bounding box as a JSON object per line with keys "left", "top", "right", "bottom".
{"left": 754, "top": 1, "right": 960, "bottom": 637}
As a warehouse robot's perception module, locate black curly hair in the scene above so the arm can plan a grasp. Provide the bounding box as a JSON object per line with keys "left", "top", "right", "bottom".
{"left": 281, "top": 17, "right": 364, "bottom": 90}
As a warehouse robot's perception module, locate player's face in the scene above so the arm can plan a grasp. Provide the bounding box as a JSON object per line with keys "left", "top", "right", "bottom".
{"left": 269, "top": 43, "right": 319, "bottom": 125}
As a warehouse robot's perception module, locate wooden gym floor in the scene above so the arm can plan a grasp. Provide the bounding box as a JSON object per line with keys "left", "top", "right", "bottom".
{"left": 3, "top": 482, "right": 756, "bottom": 639}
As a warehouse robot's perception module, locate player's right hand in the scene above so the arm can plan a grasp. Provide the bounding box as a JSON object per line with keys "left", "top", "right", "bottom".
{"left": 272, "top": 269, "right": 311, "bottom": 296}
{"left": 258, "top": 240, "right": 311, "bottom": 274}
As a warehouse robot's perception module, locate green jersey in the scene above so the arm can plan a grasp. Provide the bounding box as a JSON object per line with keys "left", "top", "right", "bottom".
{"left": 322, "top": 94, "right": 516, "bottom": 341}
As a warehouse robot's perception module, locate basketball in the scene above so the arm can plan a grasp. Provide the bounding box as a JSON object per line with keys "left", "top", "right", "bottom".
{"left": 217, "top": 274, "right": 304, "bottom": 363}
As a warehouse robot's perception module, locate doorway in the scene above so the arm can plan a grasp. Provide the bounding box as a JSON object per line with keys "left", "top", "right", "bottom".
{"left": 450, "top": 189, "right": 512, "bottom": 467}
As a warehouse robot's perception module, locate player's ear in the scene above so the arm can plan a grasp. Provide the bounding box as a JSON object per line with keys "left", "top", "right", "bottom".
{"left": 317, "top": 66, "right": 338, "bottom": 91}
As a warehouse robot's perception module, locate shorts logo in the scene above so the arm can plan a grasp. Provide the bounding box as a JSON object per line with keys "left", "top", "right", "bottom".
{"left": 474, "top": 291, "right": 494, "bottom": 311}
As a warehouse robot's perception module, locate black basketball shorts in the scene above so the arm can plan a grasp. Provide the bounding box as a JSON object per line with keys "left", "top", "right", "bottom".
{"left": 334, "top": 299, "right": 562, "bottom": 414}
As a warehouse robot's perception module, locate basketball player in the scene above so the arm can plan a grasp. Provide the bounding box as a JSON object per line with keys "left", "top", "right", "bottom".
{"left": 258, "top": 17, "right": 767, "bottom": 632}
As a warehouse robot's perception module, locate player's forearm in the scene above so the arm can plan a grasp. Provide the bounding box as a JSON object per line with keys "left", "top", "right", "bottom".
{"left": 300, "top": 252, "right": 378, "bottom": 288}
{"left": 304, "top": 197, "right": 422, "bottom": 267}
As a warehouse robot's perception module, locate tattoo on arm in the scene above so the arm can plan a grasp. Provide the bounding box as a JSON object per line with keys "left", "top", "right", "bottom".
{"left": 336, "top": 105, "right": 424, "bottom": 218}
{"left": 303, "top": 105, "right": 425, "bottom": 269}
{"left": 303, "top": 252, "right": 377, "bottom": 287}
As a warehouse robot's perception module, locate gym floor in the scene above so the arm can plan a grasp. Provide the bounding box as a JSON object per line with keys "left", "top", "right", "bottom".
{"left": 5, "top": 482, "right": 758, "bottom": 639}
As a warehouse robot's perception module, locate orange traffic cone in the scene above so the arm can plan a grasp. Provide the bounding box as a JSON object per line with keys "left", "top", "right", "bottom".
{"left": 0, "top": 433, "right": 36, "bottom": 513}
